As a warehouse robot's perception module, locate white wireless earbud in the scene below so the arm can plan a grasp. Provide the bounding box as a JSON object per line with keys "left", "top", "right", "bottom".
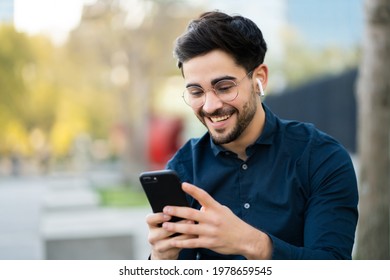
{"left": 256, "top": 78, "right": 265, "bottom": 97}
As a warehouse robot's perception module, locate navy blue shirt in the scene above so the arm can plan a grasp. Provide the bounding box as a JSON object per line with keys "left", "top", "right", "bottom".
{"left": 166, "top": 104, "right": 358, "bottom": 260}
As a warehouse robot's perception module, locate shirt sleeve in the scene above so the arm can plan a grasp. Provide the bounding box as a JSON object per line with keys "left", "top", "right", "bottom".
{"left": 270, "top": 141, "right": 359, "bottom": 259}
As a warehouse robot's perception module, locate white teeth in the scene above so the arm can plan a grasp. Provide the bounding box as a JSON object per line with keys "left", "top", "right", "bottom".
{"left": 210, "top": 115, "right": 231, "bottom": 122}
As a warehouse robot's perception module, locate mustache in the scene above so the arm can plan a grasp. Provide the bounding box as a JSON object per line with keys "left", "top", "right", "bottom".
{"left": 200, "top": 107, "right": 237, "bottom": 118}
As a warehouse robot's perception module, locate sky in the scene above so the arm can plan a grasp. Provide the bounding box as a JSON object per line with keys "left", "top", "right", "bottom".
{"left": 14, "top": 0, "right": 96, "bottom": 44}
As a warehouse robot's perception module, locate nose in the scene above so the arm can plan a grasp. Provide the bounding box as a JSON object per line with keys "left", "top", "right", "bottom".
{"left": 202, "top": 90, "right": 224, "bottom": 113}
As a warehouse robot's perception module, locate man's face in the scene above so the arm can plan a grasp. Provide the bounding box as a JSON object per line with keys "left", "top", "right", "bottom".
{"left": 182, "top": 50, "right": 259, "bottom": 145}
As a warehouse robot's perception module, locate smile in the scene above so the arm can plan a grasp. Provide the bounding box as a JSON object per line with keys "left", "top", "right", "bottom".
{"left": 210, "top": 114, "right": 231, "bottom": 123}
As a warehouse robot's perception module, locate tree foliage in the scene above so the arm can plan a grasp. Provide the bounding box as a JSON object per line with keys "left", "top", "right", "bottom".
{"left": 0, "top": 24, "right": 114, "bottom": 158}
{"left": 0, "top": 0, "right": 199, "bottom": 167}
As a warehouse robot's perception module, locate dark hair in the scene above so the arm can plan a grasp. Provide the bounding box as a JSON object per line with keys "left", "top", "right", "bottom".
{"left": 173, "top": 11, "right": 267, "bottom": 73}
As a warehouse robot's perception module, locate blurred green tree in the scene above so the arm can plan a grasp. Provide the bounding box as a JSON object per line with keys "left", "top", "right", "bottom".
{"left": 0, "top": 25, "right": 114, "bottom": 160}
{"left": 0, "top": 25, "right": 33, "bottom": 155}
{"left": 66, "top": 0, "right": 201, "bottom": 178}
{"left": 0, "top": 0, "right": 202, "bottom": 176}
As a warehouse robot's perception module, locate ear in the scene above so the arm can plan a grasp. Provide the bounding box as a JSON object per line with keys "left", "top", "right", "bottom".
{"left": 252, "top": 64, "right": 268, "bottom": 91}
{"left": 256, "top": 78, "right": 265, "bottom": 96}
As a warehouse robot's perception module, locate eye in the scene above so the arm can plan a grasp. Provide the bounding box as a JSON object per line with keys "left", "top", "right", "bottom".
{"left": 215, "top": 80, "right": 236, "bottom": 94}
{"left": 187, "top": 86, "right": 204, "bottom": 97}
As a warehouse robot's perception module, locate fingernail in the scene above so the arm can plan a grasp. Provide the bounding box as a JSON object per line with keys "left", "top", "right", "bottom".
{"left": 164, "top": 206, "right": 172, "bottom": 214}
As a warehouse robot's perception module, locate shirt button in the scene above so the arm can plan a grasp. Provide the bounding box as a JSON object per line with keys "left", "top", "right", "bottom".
{"left": 244, "top": 203, "right": 250, "bottom": 209}
{"left": 242, "top": 164, "right": 248, "bottom": 170}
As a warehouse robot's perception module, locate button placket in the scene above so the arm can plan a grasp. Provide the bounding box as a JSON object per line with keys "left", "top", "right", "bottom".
{"left": 239, "top": 161, "right": 250, "bottom": 216}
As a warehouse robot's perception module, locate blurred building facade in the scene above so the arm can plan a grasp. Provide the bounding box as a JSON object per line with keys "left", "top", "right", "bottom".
{"left": 265, "top": 68, "right": 358, "bottom": 154}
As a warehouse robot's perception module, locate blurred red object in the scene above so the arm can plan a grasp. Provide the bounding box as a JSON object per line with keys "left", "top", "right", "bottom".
{"left": 148, "top": 117, "right": 183, "bottom": 169}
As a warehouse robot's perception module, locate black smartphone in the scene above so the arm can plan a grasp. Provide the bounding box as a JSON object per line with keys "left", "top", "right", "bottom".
{"left": 139, "top": 170, "right": 189, "bottom": 222}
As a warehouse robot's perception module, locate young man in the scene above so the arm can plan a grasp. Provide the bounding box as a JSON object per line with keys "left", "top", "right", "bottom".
{"left": 146, "top": 11, "right": 358, "bottom": 260}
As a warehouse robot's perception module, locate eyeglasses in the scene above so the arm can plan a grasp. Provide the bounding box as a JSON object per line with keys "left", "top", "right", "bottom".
{"left": 182, "top": 71, "right": 253, "bottom": 108}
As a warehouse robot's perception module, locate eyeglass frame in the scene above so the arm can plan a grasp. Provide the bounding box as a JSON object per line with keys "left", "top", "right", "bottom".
{"left": 182, "top": 70, "right": 254, "bottom": 108}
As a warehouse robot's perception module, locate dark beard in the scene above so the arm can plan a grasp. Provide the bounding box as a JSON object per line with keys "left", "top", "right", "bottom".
{"left": 199, "top": 89, "right": 258, "bottom": 145}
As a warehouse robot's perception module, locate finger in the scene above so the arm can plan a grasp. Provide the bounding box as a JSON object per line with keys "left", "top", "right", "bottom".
{"left": 149, "top": 221, "right": 185, "bottom": 245}
{"left": 163, "top": 219, "right": 210, "bottom": 237}
{"left": 163, "top": 205, "right": 203, "bottom": 223}
{"left": 151, "top": 236, "right": 179, "bottom": 255}
{"left": 182, "top": 182, "right": 218, "bottom": 209}
{"left": 166, "top": 219, "right": 195, "bottom": 237}
{"left": 146, "top": 212, "right": 172, "bottom": 227}
{"left": 152, "top": 232, "right": 197, "bottom": 259}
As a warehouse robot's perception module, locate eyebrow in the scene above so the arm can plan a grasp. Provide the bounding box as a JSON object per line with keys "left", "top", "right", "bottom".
{"left": 185, "top": 75, "right": 236, "bottom": 88}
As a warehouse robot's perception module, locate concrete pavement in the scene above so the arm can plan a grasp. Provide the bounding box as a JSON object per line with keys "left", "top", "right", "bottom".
{"left": 0, "top": 177, "right": 46, "bottom": 259}
{"left": 0, "top": 176, "right": 151, "bottom": 260}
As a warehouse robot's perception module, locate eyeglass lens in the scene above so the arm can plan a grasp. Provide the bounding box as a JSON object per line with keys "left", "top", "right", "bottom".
{"left": 183, "top": 79, "right": 238, "bottom": 108}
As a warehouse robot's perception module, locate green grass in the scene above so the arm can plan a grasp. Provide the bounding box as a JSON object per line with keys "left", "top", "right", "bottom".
{"left": 98, "top": 186, "right": 149, "bottom": 208}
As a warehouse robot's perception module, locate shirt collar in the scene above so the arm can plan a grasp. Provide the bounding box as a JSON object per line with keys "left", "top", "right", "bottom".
{"left": 210, "top": 103, "right": 277, "bottom": 156}
{"left": 255, "top": 103, "right": 277, "bottom": 145}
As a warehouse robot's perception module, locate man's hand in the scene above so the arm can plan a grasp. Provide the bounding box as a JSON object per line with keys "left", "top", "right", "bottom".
{"left": 146, "top": 211, "right": 195, "bottom": 260}
{"left": 161, "top": 182, "right": 273, "bottom": 259}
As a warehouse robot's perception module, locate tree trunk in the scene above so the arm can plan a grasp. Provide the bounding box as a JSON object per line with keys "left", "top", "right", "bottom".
{"left": 355, "top": 0, "right": 390, "bottom": 259}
